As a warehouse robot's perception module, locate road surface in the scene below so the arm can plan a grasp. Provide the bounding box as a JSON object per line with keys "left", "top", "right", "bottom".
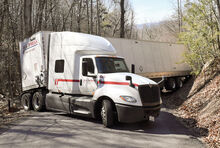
{"left": 0, "top": 108, "right": 205, "bottom": 148}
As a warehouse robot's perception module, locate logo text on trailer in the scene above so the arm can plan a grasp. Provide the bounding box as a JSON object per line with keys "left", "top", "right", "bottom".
{"left": 27, "top": 40, "right": 38, "bottom": 49}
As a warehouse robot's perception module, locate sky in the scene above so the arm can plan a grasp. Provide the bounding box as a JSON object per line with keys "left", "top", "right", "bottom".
{"left": 131, "top": 0, "right": 175, "bottom": 24}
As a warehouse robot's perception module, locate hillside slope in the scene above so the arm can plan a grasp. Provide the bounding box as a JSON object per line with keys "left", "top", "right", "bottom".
{"left": 163, "top": 59, "right": 220, "bottom": 147}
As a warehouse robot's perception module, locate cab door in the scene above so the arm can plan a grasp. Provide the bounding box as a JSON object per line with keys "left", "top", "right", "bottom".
{"left": 79, "top": 57, "right": 98, "bottom": 95}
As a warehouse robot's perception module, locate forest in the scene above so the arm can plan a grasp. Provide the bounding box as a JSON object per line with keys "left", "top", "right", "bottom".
{"left": 0, "top": 1, "right": 220, "bottom": 147}
{"left": 0, "top": 0, "right": 220, "bottom": 105}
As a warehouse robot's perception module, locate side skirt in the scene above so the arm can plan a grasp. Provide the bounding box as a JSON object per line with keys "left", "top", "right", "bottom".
{"left": 45, "top": 92, "right": 96, "bottom": 118}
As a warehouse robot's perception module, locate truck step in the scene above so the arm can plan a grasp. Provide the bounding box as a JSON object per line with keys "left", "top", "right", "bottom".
{"left": 75, "top": 97, "right": 92, "bottom": 103}
{"left": 73, "top": 110, "right": 91, "bottom": 115}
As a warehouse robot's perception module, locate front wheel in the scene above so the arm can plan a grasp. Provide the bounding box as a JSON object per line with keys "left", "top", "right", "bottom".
{"left": 101, "top": 100, "right": 115, "bottom": 127}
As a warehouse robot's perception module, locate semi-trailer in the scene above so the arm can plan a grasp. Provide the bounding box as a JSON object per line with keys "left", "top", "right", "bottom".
{"left": 107, "top": 38, "right": 191, "bottom": 91}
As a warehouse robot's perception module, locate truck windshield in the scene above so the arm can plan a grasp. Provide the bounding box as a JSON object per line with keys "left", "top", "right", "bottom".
{"left": 95, "top": 57, "right": 129, "bottom": 73}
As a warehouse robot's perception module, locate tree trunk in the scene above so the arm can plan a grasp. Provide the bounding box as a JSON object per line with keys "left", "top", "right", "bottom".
{"left": 24, "top": 0, "right": 33, "bottom": 38}
{"left": 216, "top": 0, "right": 220, "bottom": 50}
{"left": 4, "top": 0, "right": 13, "bottom": 102}
{"left": 129, "top": 10, "right": 134, "bottom": 39}
{"left": 62, "top": 2, "right": 75, "bottom": 31}
{"left": 77, "top": 0, "right": 82, "bottom": 32}
{"left": 217, "top": 0, "right": 220, "bottom": 22}
{"left": 177, "top": 0, "right": 182, "bottom": 33}
{"left": 120, "top": 0, "right": 125, "bottom": 38}
{"left": 37, "top": 0, "right": 46, "bottom": 31}
{"left": 86, "top": 0, "right": 90, "bottom": 34}
{"left": 0, "top": 0, "right": 7, "bottom": 45}
{"left": 96, "top": 0, "right": 101, "bottom": 36}
{"left": 90, "top": 0, "right": 93, "bottom": 34}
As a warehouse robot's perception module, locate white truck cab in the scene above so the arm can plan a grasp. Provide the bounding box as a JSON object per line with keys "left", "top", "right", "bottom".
{"left": 20, "top": 31, "right": 161, "bottom": 127}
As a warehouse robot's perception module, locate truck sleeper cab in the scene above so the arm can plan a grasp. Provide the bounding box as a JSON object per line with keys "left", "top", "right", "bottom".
{"left": 20, "top": 32, "right": 161, "bottom": 127}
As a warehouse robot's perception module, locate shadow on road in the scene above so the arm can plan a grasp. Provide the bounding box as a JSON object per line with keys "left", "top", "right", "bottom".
{"left": 0, "top": 109, "right": 208, "bottom": 143}
{"left": 113, "top": 111, "right": 208, "bottom": 138}
{"left": 0, "top": 110, "right": 206, "bottom": 148}
{"left": 55, "top": 110, "right": 208, "bottom": 138}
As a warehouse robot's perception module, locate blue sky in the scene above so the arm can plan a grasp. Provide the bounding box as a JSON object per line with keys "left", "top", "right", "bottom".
{"left": 131, "top": 0, "right": 175, "bottom": 24}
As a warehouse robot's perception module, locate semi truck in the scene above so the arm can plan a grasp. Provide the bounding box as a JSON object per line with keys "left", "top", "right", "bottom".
{"left": 19, "top": 31, "right": 162, "bottom": 127}
{"left": 107, "top": 38, "right": 191, "bottom": 91}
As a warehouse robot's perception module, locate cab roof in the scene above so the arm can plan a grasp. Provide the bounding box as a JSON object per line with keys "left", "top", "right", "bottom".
{"left": 50, "top": 32, "right": 116, "bottom": 55}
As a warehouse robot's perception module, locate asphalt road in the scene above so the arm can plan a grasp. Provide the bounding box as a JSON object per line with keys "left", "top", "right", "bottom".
{"left": 0, "top": 108, "right": 205, "bottom": 148}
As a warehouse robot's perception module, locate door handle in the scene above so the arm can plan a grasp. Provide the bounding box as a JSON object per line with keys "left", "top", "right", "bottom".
{"left": 80, "top": 79, "right": 82, "bottom": 86}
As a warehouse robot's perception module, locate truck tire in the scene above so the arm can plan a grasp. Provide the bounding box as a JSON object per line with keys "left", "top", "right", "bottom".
{"left": 32, "top": 91, "right": 45, "bottom": 112}
{"left": 176, "top": 77, "right": 183, "bottom": 88}
{"left": 165, "top": 78, "right": 176, "bottom": 91}
{"left": 101, "top": 100, "right": 114, "bottom": 127}
{"left": 21, "top": 93, "right": 32, "bottom": 111}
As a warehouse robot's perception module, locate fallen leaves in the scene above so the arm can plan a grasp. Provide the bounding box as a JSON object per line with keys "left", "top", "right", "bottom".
{"left": 0, "top": 97, "right": 27, "bottom": 127}
{"left": 162, "top": 71, "right": 220, "bottom": 147}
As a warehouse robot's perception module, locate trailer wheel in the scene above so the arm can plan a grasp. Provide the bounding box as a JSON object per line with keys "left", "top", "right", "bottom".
{"left": 145, "top": 116, "right": 150, "bottom": 122}
{"left": 176, "top": 77, "right": 183, "bottom": 88}
{"left": 32, "top": 91, "right": 45, "bottom": 112}
{"left": 21, "top": 93, "right": 32, "bottom": 111}
{"left": 165, "top": 78, "right": 176, "bottom": 91}
{"left": 101, "top": 100, "right": 114, "bottom": 127}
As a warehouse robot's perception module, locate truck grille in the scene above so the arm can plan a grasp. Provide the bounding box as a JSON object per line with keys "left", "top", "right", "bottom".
{"left": 138, "top": 84, "right": 160, "bottom": 104}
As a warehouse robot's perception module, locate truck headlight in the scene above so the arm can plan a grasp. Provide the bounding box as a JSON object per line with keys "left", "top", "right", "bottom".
{"left": 120, "top": 96, "right": 137, "bottom": 103}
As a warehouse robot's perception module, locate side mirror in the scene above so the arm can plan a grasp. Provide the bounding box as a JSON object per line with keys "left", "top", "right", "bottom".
{"left": 126, "top": 76, "right": 135, "bottom": 88}
{"left": 126, "top": 76, "right": 132, "bottom": 81}
{"left": 82, "top": 61, "right": 88, "bottom": 76}
{"left": 131, "top": 64, "right": 135, "bottom": 74}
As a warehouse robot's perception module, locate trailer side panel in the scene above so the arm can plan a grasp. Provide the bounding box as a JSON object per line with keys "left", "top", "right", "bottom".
{"left": 107, "top": 38, "right": 191, "bottom": 78}
{"left": 19, "top": 32, "right": 51, "bottom": 91}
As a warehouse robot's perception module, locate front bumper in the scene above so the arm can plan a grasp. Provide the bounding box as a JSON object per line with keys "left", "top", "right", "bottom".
{"left": 115, "top": 103, "right": 161, "bottom": 123}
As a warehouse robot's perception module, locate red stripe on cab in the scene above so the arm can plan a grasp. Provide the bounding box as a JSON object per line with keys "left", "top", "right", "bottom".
{"left": 55, "top": 79, "right": 138, "bottom": 86}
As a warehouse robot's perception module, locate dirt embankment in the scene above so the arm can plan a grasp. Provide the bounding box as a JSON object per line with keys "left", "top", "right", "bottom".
{"left": 163, "top": 59, "right": 220, "bottom": 148}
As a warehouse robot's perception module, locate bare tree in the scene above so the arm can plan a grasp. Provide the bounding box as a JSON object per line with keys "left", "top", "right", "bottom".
{"left": 86, "top": 0, "right": 90, "bottom": 33}
{"left": 120, "top": 0, "right": 125, "bottom": 38}
{"left": 0, "top": 0, "right": 137, "bottom": 103}
{"left": 0, "top": 0, "right": 7, "bottom": 45}
{"left": 177, "top": 0, "right": 182, "bottom": 33}
{"left": 90, "top": 0, "right": 93, "bottom": 34}
{"left": 216, "top": 0, "right": 220, "bottom": 50}
{"left": 96, "top": 0, "right": 101, "bottom": 35}
{"left": 36, "top": 0, "right": 46, "bottom": 31}
{"left": 129, "top": 10, "right": 134, "bottom": 39}
{"left": 76, "top": 0, "right": 83, "bottom": 32}
{"left": 61, "top": 1, "right": 75, "bottom": 31}
{"left": 24, "top": 0, "right": 33, "bottom": 37}
{"left": 216, "top": 0, "right": 220, "bottom": 22}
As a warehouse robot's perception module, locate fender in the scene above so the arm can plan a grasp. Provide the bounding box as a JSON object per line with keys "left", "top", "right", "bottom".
{"left": 92, "top": 85, "right": 142, "bottom": 106}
